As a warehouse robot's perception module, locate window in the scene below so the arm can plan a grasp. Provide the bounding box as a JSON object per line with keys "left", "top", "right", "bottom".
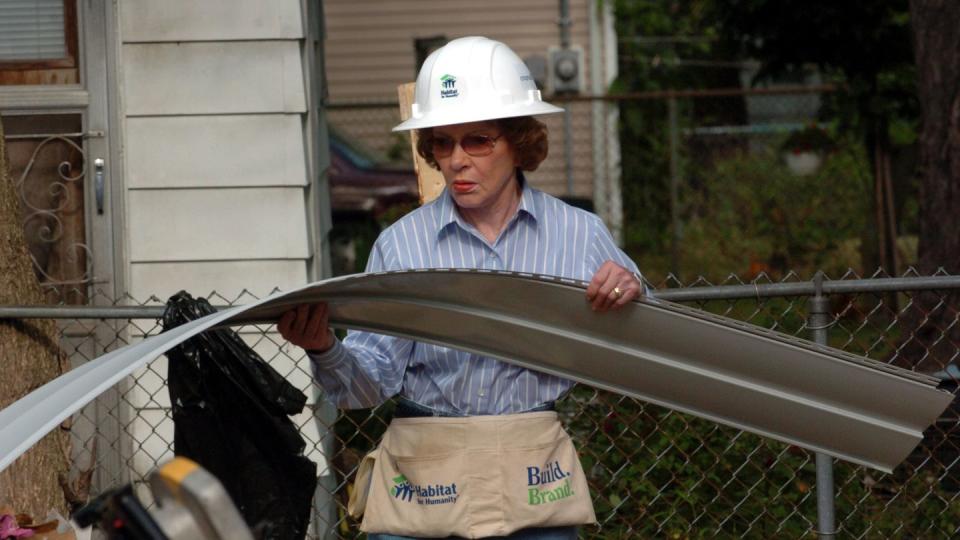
{"left": 0, "top": 0, "right": 79, "bottom": 85}
{"left": 414, "top": 36, "right": 447, "bottom": 75}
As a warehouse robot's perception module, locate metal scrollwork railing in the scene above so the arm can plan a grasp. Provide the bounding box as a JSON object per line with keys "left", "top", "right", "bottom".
{"left": 12, "top": 133, "right": 93, "bottom": 292}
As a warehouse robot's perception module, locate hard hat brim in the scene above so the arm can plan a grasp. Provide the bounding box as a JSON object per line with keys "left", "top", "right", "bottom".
{"left": 392, "top": 101, "right": 565, "bottom": 132}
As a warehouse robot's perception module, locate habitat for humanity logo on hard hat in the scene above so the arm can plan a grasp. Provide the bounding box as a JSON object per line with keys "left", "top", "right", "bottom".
{"left": 439, "top": 74, "right": 459, "bottom": 98}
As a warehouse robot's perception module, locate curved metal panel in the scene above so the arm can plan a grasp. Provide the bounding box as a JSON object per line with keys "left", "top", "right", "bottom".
{"left": 0, "top": 270, "right": 952, "bottom": 474}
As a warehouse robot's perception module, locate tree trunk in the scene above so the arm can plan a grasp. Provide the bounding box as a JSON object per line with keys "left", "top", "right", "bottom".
{"left": 898, "top": 0, "right": 960, "bottom": 371}
{"left": 0, "top": 120, "right": 69, "bottom": 515}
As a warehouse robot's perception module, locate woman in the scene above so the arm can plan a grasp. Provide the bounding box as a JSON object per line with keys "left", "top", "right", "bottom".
{"left": 280, "top": 36, "right": 643, "bottom": 539}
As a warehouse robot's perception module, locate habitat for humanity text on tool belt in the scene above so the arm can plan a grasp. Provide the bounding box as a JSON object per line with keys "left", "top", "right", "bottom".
{"left": 389, "top": 460, "right": 575, "bottom": 507}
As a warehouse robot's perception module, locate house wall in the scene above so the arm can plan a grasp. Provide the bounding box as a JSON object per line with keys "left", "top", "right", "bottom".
{"left": 113, "top": 0, "right": 330, "bottom": 501}
{"left": 323, "top": 0, "right": 603, "bottom": 199}
{"left": 118, "top": 1, "right": 315, "bottom": 301}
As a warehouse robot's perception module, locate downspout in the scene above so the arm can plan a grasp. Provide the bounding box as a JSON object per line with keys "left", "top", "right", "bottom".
{"left": 590, "top": 0, "right": 623, "bottom": 246}
{"left": 588, "top": 0, "right": 609, "bottom": 226}
{"left": 599, "top": 1, "right": 623, "bottom": 244}
{"left": 303, "top": 0, "right": 333, "bottom": 280}
{"left": 558, "top": 0, "right": 574, "bottom": 195}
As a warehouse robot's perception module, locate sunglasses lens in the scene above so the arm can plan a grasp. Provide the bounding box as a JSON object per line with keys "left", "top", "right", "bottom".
{"left": 461, "top": 135, "right": 495, "bottom": 156}
{"left": 432, "top": 134, "right": 498, "bottom": 158}
{"left": 432, "top": 137, "right": 455, "bottom": 157}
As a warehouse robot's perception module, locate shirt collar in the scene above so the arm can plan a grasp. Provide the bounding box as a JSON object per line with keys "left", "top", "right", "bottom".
{"left": 434, "top": 180, "right": 539, "bottom": 239}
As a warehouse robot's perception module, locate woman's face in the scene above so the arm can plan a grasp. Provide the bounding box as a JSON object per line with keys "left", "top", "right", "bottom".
{"left": 432, "top": 121, "right": 519, "bottom": 213}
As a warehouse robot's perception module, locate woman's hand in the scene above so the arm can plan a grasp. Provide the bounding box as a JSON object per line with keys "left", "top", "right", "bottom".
{"left": 585, "top": 261, "right": 644, "bottom": 312}
{"left": 278, "top": 303, "right": 335, "bottom": 353}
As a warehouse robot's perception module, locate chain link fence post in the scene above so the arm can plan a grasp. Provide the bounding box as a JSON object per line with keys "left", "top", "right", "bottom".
{"left": 808, "top": 272, "right": 836, "bottom": 538}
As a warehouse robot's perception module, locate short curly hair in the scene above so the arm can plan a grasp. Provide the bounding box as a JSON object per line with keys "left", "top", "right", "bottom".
{"left": 415, "top": 116, "right": 549, "bottom": 172}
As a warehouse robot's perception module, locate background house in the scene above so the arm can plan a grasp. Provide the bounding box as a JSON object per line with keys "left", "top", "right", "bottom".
{"left": 322, "top": 0, "right": 626, "bottom": 242}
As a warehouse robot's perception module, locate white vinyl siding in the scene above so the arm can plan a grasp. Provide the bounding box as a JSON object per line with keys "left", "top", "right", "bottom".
{"left": 118, "top": 1, "right": 313, "bottom": 297}
{"left": 115, "top": 0, "right": 324, "bottom": 492}
{"left": 120, "top": 0, "right": 302, "bottom": 42}
{"left": 122, "top": 42, "right": 306, "bottom": 116}
{"left": 127, "top": 188, "right": 309, "bottom": 262}
{"left": 129, "top": 260, "right": 308, "bottom": 303}
{"left": 126, "top": 115, "right": 307, "bottom": 188}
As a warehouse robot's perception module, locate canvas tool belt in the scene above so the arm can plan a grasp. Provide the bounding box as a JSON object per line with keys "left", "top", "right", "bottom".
{"left": 347, "top": 411, "right": 596, "bottom": 538}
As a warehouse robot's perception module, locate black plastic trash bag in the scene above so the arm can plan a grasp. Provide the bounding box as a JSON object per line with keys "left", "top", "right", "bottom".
{"left": 162, "top": 291, "right": 317, "bottom": 540}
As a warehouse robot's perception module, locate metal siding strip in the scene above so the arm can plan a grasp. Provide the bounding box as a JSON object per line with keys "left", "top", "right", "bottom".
{"left": 0, "top": 271, "right": 952, "bottom": 474}
{"left": 234, "top": 270, "right": 954, "bottom": 472}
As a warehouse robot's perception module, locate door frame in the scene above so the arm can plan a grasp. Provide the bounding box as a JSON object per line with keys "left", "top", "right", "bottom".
{"left": 0, "top": 0, "right": 124, "bottom": 301}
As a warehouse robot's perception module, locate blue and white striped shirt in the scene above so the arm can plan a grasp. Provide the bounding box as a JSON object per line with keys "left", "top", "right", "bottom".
{"left": 310, "top": 184, "right": 640, "bottom": 414}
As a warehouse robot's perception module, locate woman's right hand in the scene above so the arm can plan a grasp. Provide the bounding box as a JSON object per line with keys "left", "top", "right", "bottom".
{"left": 278, "top": 303, "right": 334, "bottom": 353}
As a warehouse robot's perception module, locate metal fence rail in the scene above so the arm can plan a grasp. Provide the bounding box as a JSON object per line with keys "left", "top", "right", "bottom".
{"left": 3, "top": 272, "right": 959, "bottom": 538}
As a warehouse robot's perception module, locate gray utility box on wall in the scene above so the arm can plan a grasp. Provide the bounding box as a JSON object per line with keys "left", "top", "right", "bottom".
{"left": 547, "top": 45, "right": 585, "bottom": 95}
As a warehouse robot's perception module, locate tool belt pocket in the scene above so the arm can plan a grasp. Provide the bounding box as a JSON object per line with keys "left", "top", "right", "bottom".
{"left": 358, "top": 448, "right": 471, "bottom": 537}
{"left": 347, "top": 447, "right": 378, "bottom": 519}
{"left": 500, "top": 436, "right": 596, "bottom": 530}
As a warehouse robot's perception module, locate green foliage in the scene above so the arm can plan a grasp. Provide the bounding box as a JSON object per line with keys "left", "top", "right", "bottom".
{"left": 559, "top": 293, "right": 960, "bottom": 537}
{"left": 780, "top": 125, "right": 835, "bottom": 153}
{"left": 710, "top": 1, "right": 921, "bottom": 275}
{"left": 614, "top": 1, "right": 739, "bottom": 266}
{"left": 561, "top": 389, "right": 817, "bottom": 538}
{"left": 712, "top": 0, "right": 916, "bottom": 113}
{"left": 632, "top": 134, "right": 873, "bottom": 284}
{"left": 566, "top": 389, "right": 960, "bottom": 538}
{"left": 614, "top": 0, "right": 723, "bottom": 92}
{"left": 676, "top": 138, "right": 870, "bottom": 281}
{"left": 614, "top": 0, "right": 922, "bottom": 281}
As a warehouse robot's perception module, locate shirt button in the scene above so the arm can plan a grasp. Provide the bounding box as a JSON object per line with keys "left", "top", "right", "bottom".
{"left": 478, "top": 390, "right": 486, "bottom": 397}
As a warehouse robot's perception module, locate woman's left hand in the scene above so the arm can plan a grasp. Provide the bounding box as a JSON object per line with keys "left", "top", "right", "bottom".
{"left": 586, "top": 260, "right": 644, "bottom": 312}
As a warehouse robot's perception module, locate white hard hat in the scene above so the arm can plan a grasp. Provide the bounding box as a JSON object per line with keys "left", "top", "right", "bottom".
{"left": 392, "top": 36, "right": 564, "bottom": 132}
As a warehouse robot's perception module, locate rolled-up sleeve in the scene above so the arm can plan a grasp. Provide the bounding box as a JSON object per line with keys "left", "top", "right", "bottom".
{"left": 307, "top": 232, "right": 415, "bottom": 409}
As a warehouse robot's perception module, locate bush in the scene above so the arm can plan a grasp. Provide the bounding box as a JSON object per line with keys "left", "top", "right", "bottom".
{"left": 562, "top": 386, "right": 960, "bottom": 538}
{"left": 673, "top": 138, "right": 870, "bottom": 282}
{"left": 780, "top": 125, "right": 835, "bottom": 154}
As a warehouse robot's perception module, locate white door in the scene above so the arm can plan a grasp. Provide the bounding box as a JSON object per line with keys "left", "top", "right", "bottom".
{"left": 0, "top": 0, "right": 128, "bottom": 488}
{"left": 0, "top": 0, "right": 119, "bottom": 304}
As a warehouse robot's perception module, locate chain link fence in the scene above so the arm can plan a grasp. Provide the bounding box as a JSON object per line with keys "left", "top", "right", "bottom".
{"left": 6, "top": 270, "right": 954, "bottom": 538}
{"left": 8, "top": 87, "right": 951, "bottom": 537}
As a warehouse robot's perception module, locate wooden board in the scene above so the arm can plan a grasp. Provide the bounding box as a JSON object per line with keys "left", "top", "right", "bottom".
{"left": 397, "top": 82, "right": 445, "bottom": 204}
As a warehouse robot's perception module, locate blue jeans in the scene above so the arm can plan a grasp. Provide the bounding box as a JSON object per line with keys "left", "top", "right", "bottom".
{"left": 367, "top": 525, "right": 578, "bottom": 540}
